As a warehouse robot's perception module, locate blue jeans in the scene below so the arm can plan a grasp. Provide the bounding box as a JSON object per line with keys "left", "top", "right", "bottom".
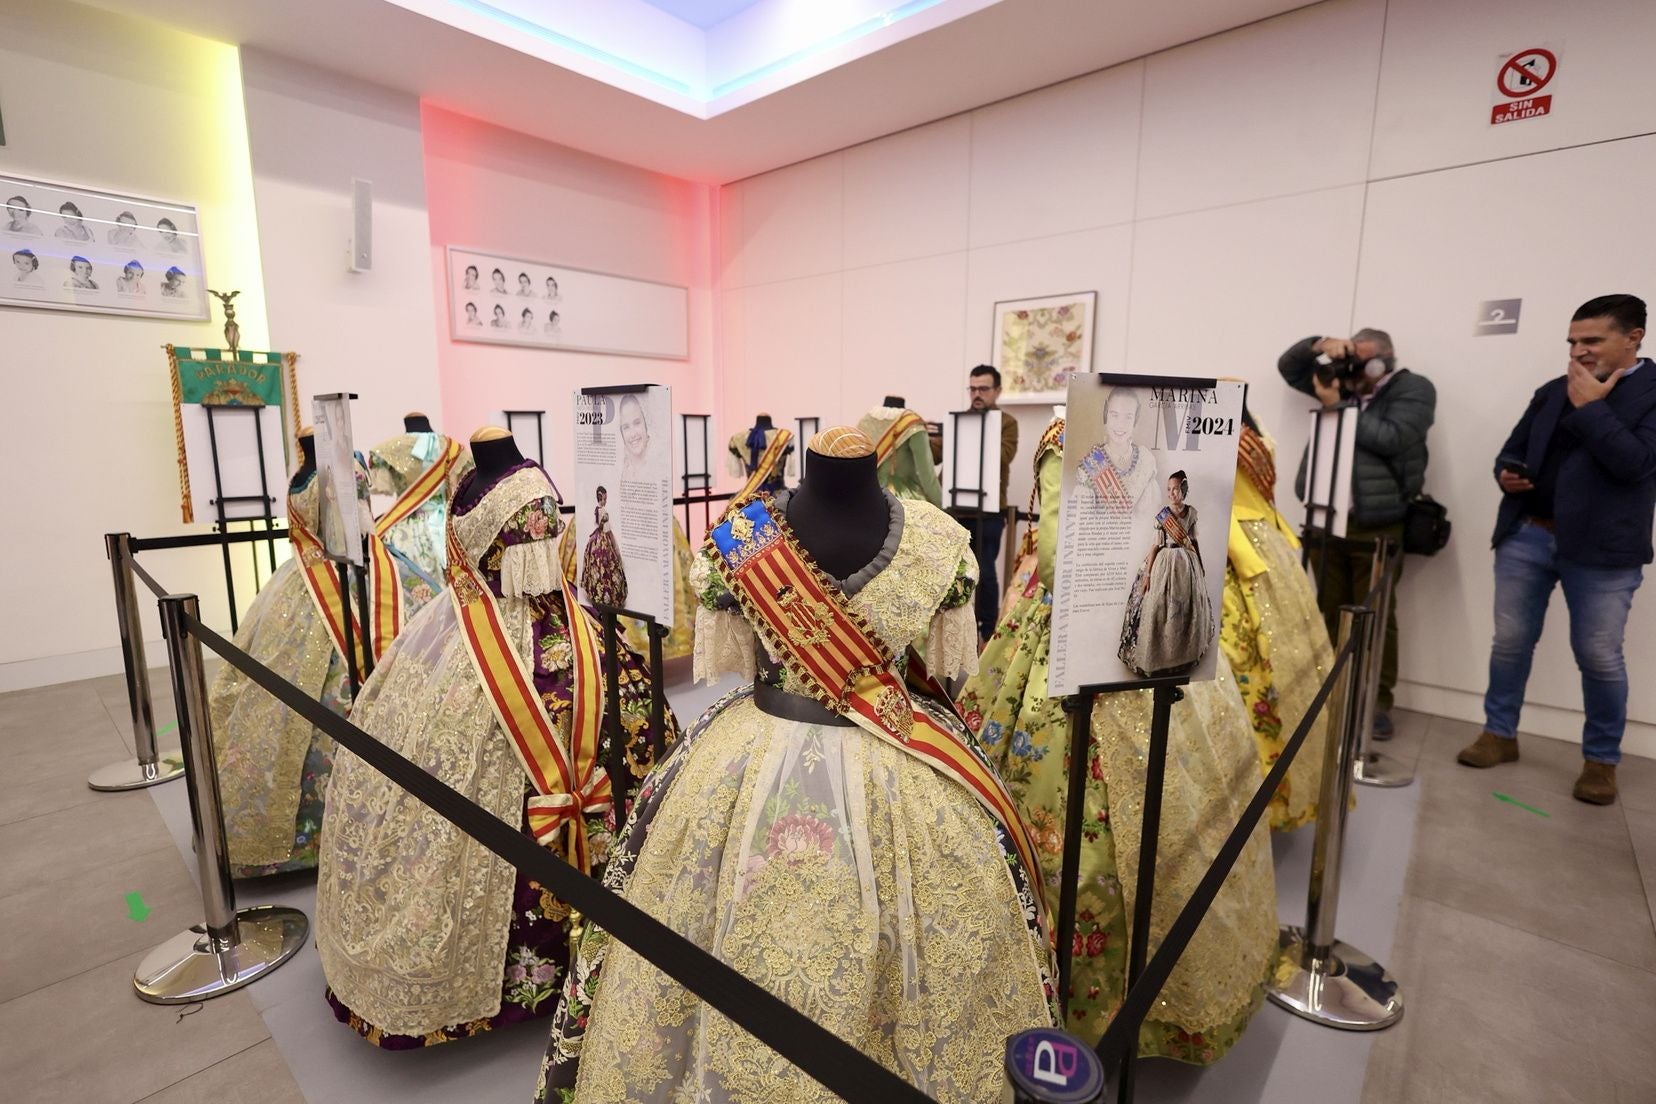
{"left": 1482, "top": 522, "right": 1643, "bottom": 763}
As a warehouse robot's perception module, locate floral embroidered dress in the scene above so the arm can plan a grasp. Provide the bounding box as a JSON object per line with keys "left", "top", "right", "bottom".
{"left": 1219, "top": 426, "right": 1333, "bottom": 831}
{"left": 206, "top": 462, "right": 432, "bottom": 878}
{"left": 367, "top": 430, "right": 473, "bottom": 593}
{"left": 857, "top": 405, "right": 943, "bottom": 506}
{"left": 580, "top": 503, "right": 627, "bottom": 609}
{"left": 315, "top": 461, "right": 677, "bottom": 1049}
{"left": 1118, "top": 504, "right": 1216, "bottom": 678}
{"left": 534, "top": 491, "right": 1054, "bottom": 1104}
{"left": 958, "top": 419, "right": 1278, "bottom": 1063}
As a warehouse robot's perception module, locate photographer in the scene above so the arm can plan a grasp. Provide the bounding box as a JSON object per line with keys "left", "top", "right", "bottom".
{"left": 1280, "top": 328, "right": 1436, "bottom": 736}
{"left": 1457, "top": 295, "right": 1654, "bottom": 806}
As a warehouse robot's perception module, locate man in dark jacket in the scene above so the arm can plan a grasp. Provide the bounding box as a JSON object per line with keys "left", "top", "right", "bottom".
{"left": 1457, "top": 294, "right": 1655, "bottom": 806}
{"left": 1281, "top": 328, "right": 1437, "bottom": 735}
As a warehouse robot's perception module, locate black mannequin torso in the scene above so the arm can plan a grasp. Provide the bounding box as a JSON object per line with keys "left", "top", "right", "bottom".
{"left": 786, "top": 450, "right": 887, "bottom": 579}
{"left": 882, "top": 395, "right": 906, "bottom": 409}
{"left": 455, "top": 434, "right": 526, "bottom": 512}
{"left": 403, "top": 413, "right": 434, "bottom": 432}
{"left": 753, "top": 414, "right": 774, "bottom": 431}
{"left": 289, "top": 434, "right": 317, "bottom": 493}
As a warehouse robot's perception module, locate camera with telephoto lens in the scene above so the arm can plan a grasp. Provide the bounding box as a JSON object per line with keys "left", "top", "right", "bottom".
{"left": 1313, "top": 353, "right": 1366, "bottom": 387}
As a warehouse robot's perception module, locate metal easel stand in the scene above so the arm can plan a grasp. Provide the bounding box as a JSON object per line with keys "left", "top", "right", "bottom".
{"left": 133, "top": 594, "right": 306, "bottom": 1003}
{"left": 1054, "top": 678, "right": 1185, "bottom": 1104}
{"left": 1265, "top": 604, "right": 1404, "bottom": 1030}
{"left": 204, "top": 404, "right": 278, "bottom": 634}
{"left": 1353, "top": 537, "right": 1413, "bottom": 788}
{"left": 593, "top": 603, "right": 669, "bottom": 815}
{"left": 89, "top": 533, "right": 186, "bottom": 791}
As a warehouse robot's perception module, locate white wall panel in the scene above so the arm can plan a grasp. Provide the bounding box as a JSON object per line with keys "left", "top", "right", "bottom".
{"left": 841, "top": 116, "right": 971, "bottom": 271}
{"left": 1372, "top": 0, "right": 1656, "bottom": 180}
{"left": 1127, "top": 185, "right": 1367, "bottom": 524}
{"left": 967, "top": 63, "right": 1144, "bottom": 249}
{"left": 1136, "top": 0, "right": 1384, "bottom": 220}
{"left": 840, "top": 252, "right": 970, "bottom": 429}
{"left": 725, "top": 152, "right": 843, "bottom": 287}
{"left": 735, "top": 273, "right": 844, "bottom": 434}
{"left": 1355, "top": 136, "right": 1656, "bottom": 752}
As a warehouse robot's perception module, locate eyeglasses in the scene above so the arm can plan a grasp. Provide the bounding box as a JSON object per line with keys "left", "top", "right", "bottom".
{"left": 967, "top": 385, "right": 997, "bottom": 394}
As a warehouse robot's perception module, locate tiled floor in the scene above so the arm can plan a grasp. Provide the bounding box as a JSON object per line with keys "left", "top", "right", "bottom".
{"left": 2, "top": 665, "right": 1652, "bottom": 1104}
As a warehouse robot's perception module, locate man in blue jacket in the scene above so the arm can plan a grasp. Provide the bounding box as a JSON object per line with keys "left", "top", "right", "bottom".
{"left": 1458, "top": 294, "right": 1656, "bottom": 805}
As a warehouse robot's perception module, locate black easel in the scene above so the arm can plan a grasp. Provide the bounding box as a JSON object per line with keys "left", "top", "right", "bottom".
{"left": 1056, "top": 675, "right": 1186, "bottom": 1104}
{"left": 680, "top": 413, "right": 713, "bottom": 537}
{"left": 943, "top": 408, "right": 998, "bottom": 604}
{"left": 592, "top": 603, "right": 669, "bottom": 815}
{"left": 504, "top": 410, "right": 547, "bottom": 466}
{"left": 201, "top": 404, "right": 281, "bottom": 633}
{"left": 1300, "top": 400, "right": 1358, "bottom": 596}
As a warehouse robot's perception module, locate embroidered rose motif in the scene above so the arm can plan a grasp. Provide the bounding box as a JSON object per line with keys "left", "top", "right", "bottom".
{"left": 765, "top": 813, "right": 835, "bottom": 864}
{"left": 526, "top": 510, "right": 550, "bottom": 541}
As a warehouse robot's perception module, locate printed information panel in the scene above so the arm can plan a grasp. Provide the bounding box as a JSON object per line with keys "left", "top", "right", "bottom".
{"left": 572, "top": 386, "right": 675, "bottom": 627}
{"left": 1050, "top": 374, "right": 1242, "bottom": 694}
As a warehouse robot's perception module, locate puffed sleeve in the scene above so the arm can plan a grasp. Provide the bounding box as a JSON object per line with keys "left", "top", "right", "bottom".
{"left": 922, "top": 554, "right": 980, "bottom": 683}
{"left": 690, "top": 548, "right": 756, "bottom": 684}
{"left": 1035, "top": 448, "right": 1063, "bottom": 592}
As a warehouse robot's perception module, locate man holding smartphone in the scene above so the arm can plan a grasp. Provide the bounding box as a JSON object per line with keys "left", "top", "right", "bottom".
{"left": 1458, "top": 294, "right": 1656, "bottom": 805}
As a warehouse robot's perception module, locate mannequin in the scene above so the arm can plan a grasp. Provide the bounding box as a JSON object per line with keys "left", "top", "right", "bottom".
{"left": 883, "top": 395, "right": 906, "bottom": 408}
{"left": 289, "top": 427, "right": 317, "bottom": 491}
{"left": 752, "top": 413, "right": 774, "bottom": 431}
{"left": 456, "top": 426, "right": 526, "bottom": 512}
{"left": 785, "top": 431, "right": 887, "bottom": 580}
{"left": 403, "top": 411, "right": 434, "bottom": 433}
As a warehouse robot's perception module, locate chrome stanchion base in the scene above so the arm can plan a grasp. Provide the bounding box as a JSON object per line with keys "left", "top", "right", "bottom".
{"left": 88, "top": 751, "right": 186, "bottom": 792}
{"left": 1266, "top": 926, "right": 1403, "bottom": 1030}
{"left": 133, "top": 906, "right": 307, "bottom": 1004}
{"left": 1354, "top": 750, "right": 1414, "bottom": 789}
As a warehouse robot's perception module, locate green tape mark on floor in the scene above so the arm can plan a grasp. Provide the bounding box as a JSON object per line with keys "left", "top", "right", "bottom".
{"left": 157, "top": 721, "right": 178, "bottom": 738}
{"left": 125, "top": 891, "right": 152, "bottom": 921}
{"left": 1493, "top": 791, "right": 1549, "bottom": 818}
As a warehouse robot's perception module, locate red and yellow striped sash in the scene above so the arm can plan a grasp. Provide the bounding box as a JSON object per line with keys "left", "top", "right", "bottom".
{"left": 733, "top": 428, "right": 793, "bottom": 506}
{"left": 1082, "top": 446, "right": 1132, "bottom": 508}
{"left": 446, "top": 522, "right": 609, "bottom": 872}
{"left": 288, "top": 507, "right": 368, "bottom": 673}
{"left": 873, "top": 411, "right": 925, "bottom": 465}
{"left": 710, "top": 497, "right": 1045, "bottom": 903}
{"left": 1157, "top": 505, "right": 1192, "bottom": 548}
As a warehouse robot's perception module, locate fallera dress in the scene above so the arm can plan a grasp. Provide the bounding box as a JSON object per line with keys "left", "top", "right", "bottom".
{"left": 580, "top": 504, "right": 627, "bottom": 609}
{"left": 534, "top": 490, "right": 1054, "bottom": 1104}
{"left": 1118, "top": 503, "right": 1216, "bottom": 678}
{"left": 958, "top": 418, "right": 1278, "bottom": 1062}
{"left": 207, "top": 462, "right": 436, "bottom": 878}
{"left": 726, "top": 425, "right": 795, "bottom": 497}
{"left": 857, "top": 405, "right": 943, "bottom": 506}
{"left": 1218, "top": 425, "right": 1333, "bottom": 831}
{"left": 367, "top": 430, "right": 472, "bottom": 589}
{"left": 315, "top": 460, "right": 677, "bottom": 1048}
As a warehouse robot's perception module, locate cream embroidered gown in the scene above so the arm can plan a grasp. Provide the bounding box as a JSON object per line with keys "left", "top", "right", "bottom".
{"left": 367, "top": 431, "right": 472, "bottom": 587}
{"left": 316, "top": 460, "right": 676, "bottom": 1048}
{"left": 857, "top": 405, "right": 943, "bottom": 506}
{"left": 959, "top": 419, "right": 1277, "bottom": 1063}
{"left": 535, "top": 491, "right": 1054, "bottom": 1104}
{"left": 206, "top": 463, "right": 435, "bottom": 878}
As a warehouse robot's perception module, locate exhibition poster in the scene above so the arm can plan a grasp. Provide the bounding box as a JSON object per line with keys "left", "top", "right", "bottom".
{"left": 1049, "top": 374, "right": 1243, "bottom": 695}
{"left": 572, "top": 385, "right": 675, "bottom": 627}
{"left": 313, "top": 393, "right": 366, "bottom": 568}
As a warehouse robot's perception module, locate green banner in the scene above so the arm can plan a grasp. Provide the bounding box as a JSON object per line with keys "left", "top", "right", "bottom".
{"left": 173, "top": 348, "right": 287, "bottom": 407}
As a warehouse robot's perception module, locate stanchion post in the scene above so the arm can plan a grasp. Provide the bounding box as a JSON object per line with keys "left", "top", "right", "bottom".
{"left": 1265, "top": 605, "right": 1403, "bottom": 1030}
{"left": 132, "top": 594, "right": 307, "bottom": 1004}
{"left": 1355, "top": 538, "right": 1413, "bottom": 788}
{"left": 89, "top": 533, "right": 186, "bottom": 791}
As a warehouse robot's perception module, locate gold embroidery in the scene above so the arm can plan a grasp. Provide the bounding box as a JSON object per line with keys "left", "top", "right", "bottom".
{"left": 776, "top": 584, "right": 833, "bottom": 648}
{"left": 872, "top": 685, "right": 913, "bottom": 741}
{"left": 729, "top": 512, "right": 754, "bottom": 544}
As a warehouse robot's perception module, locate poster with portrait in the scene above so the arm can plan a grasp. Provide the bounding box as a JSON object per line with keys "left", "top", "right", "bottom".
{"left": 992, "top": 291, "right": 1097, "bottom": 404}
{"left": 572, "top": 385, "right": 675, "bottom": 627}
{"left": 313, "top": 393, "right": 367, "bottom": 568}
{"left": 446, "top": 246, "right": 688, "bottom": 359}
{"left": 1049, "top": 374, "right": 1243, "bottom": 694}
{"left": 1, "top": 173, "right": 208, "bottom": 321}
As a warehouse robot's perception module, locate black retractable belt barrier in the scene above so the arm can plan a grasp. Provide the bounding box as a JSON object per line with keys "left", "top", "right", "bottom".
{"left": 1092, "top": 629, "right": 1362, "bottom": 1076}
{"left": 182, "top": 614, "right": 934, "bottom": 1104}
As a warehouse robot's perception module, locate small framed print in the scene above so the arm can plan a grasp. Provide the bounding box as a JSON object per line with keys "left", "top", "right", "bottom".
{"left": 992, "top": 291, "right": 1098, "bottom": 404}
{"left": 1, "top": 173, "right": 208, "bottom": 321}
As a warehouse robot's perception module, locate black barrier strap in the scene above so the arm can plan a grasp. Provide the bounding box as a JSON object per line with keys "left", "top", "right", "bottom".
{"left": 1093, "top": 632, "right": 1360, "bottom": 1071}
{"left": 181, "top": 613, "right": 932, "bottom": 1104}
{"left": 130, "top": 557, "right": 170, "bottom": 600}
{"left": 132, "top": 528, "right": 289, "bottom": 552}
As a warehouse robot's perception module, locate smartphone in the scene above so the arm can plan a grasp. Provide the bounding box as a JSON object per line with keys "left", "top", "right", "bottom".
{"left": 1500, "top": 457, "right": 1530, "bottom": 479}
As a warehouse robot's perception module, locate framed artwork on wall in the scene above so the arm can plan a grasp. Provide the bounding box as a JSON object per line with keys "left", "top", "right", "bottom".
{"left": 1, "top": 173, "right": 209, "bottom": 321}
{"left": 445, "top": 246, "right": 689, "bottom": 359}
{"left": 991, "top": 291, "right": 1097, "bottom": 404}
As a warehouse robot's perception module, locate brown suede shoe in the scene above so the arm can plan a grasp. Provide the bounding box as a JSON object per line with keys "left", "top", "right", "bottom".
{"left": 1456, "top": 731, "right": 1519, "bottom": 768}
{"left": 1573, "top": 762, "right": 1617, "bottom": 805}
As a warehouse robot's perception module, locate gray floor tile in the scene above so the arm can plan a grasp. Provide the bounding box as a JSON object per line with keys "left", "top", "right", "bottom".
{"left": 1420, "top": 714, "right": 1595, "bottom": 798}
{"left": 1362, "top": 894, "right": 1656, "bottom": 1104}
{"left": 0, "top": 844, "right": 203, "bottom": 1004}
{"left": 0, "top": 790, "right": 176, "bottom": 898}
{"left": 0, "top": 950, "right": 271, "bottom": 1104}
{"left": 1626, "top": 807, "right": 1656, "bottom": 937}
{"left": 1616, "top": 751, "right": 1656, "bottom": 814}
{"left": 1372, "top": 706, "right": 1429, "bottom": 772}
{"left": 1405, "top": 750, "right": 1656, "bottom": 972}
{"left": 137, "top": 1040, "right": 304, "bottom": 1104}
{"left": 0, "top": 734, "right": 144, "bottom": 827}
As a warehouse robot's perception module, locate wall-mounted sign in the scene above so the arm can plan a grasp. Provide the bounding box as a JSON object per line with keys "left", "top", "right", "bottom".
{"left": 1491, "top": 47, "right": 1557, "bottom": 126}
{"left": 1474, "top": 299, "right": 1522, "bottom": 336}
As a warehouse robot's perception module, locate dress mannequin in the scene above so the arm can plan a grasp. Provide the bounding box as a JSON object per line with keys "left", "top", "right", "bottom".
{"left": 785, "top": 435, "right": 887, "bottom": 579}
{"left": 883, "top": 395, "right": 906, "bottom": 408}
{"left": 403, "top": 411, "right": 434, "bottom": 433}
{"left": 455, "top": 426, "right": 526, "bottom": 512}
{"left": 290, "top": 427, "right": 317, "bottom": 491}
{"left": 727, "top": 413, "right": 795, "bottom": 494}
{"left": 753, "top": 413, "right": 774, "bottom": 432}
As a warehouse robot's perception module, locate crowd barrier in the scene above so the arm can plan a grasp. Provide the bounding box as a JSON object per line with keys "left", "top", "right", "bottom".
{"left": 87, "top": 508, "right": 1409, "bottom": 1103}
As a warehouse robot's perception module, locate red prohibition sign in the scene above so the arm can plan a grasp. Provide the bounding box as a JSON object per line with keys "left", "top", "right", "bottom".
{"left": 1498, "top": 49, "right": 1556, "bottom": 98}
